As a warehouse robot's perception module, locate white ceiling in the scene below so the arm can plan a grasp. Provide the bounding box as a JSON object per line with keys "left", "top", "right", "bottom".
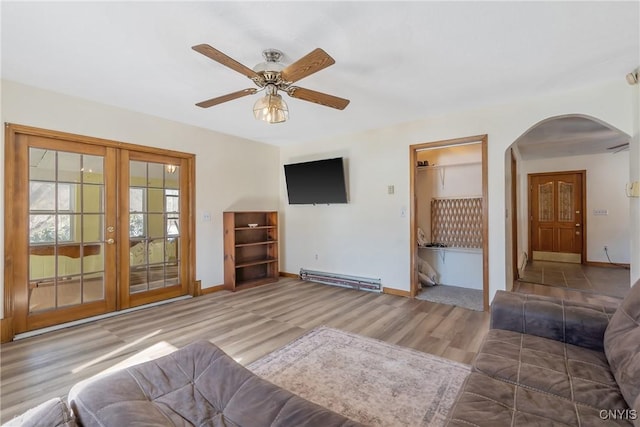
{"left": 516, "top": 116, "right": 630, "bottom": 160}
{"left": 2, "top": 1, "right": 639, "bottom": 149}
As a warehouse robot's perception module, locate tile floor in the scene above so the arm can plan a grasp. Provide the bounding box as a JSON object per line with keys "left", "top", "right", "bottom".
{"left": 518, "top": 260, "right": 631, "bottom": 299}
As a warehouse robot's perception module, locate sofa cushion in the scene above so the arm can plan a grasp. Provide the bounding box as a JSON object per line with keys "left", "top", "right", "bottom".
{"left": 473, "top": 329, "right": 628, "bottom": 410}
{"left": 490, "top": 290, "right": 617, "bottom": 351}
{"left": 447, "top": 372, "right": 632, "bottom": 426}
{"left": 1, "top": 397, "right": 77, "bottom": 427}
{"left": 604, "top": 279, "right": 640, "bottom": 413}
{"left": 68, "top": 339, "right": 363, "bottom": 427}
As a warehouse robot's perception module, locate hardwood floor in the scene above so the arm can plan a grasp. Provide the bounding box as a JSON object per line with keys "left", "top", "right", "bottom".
{"left": 0, "top": 278, "right": 489, "bottom": 422}
{"left": 0, "top": 277, "right": 624, "bottom": 423}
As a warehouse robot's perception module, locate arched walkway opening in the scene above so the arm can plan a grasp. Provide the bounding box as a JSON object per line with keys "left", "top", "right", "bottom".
{"left": 505, "top": 114, "right": 632, "bottom": 298}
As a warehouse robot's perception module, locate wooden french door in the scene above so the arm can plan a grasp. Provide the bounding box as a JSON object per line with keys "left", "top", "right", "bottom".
{"left": 4, "top": 124, "right": 194, "bottom": 336}
{"left": 8, "top": 135, "right": 118, "bottom": 332}
{"left": 119, "top": 150, "right": 190, "bottom": 309}
{"left": 529, "top": 171, "right": 585, "bottom": 263}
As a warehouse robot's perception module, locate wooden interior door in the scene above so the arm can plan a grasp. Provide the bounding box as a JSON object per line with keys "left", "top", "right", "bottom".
{"left": 529, "top": 171, "right": 585, "bottom": 263}
{"left": 8, "top": 134, "right": 118, "bottom": 333}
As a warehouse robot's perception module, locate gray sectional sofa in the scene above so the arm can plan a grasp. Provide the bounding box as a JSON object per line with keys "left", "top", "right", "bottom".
{"left": 5, "top": 340, "right": 363, "bottom": 427}
{"left": 447, "top": 279, "right": 640, "bottom": 426}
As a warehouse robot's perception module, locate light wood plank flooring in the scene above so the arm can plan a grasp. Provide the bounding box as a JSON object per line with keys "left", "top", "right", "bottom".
{"left": 0, "top": 277, "right": 624, "bottom": 423}
{"left": 0, "top": 278, "right": 489, "bottom": 422}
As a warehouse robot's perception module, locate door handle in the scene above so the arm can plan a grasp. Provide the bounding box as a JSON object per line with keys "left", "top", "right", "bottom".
{"left": 575, "top": 223, "right": 581, "bottom": 227}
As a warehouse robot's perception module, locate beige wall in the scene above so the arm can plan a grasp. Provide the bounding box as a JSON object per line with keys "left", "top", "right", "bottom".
{"left": 279, "top": 79, "right": 636, "bottom": 300}
{"left": 1, "top": 80, "right": 281, "bottom": 317}
{"left": 2, "top": 77, "right": 637, "bottom": 320}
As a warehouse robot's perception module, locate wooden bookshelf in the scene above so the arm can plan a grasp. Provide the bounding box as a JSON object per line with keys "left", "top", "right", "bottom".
{"left": 223, "top": 211, "right": 278, "bottom": 291}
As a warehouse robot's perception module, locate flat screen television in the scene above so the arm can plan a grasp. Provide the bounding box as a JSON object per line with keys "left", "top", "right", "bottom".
{"left": 284, "top": 157, "right": 348, "bottom": 205}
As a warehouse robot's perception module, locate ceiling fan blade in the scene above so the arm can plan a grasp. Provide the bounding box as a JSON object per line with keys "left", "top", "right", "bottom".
{"left": 192, "top": 44, "right": 260, "bottom": 80}
{"left": 288, "top": 87, "right": 350, "bottom": 110}
{"left": 196, "top": 88, "right": 258, "bottom": 108}
{"left": 281, "top": 48, "right": 335, "bottom": 83}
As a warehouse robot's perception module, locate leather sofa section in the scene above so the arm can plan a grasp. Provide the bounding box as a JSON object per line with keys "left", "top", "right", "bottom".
{"left": 474, "top": 328, "right": 627, "bottom": 410}
{"left": 604, "top": 280, "right": 640, "bottom": 415}
{"left": 447, "top": 281, "right": 639, "bottom": 427}
{"left": 68, "top": 340, "right": 363, "bottom": 427}
{"left": 447, "top": 372, "right": 632, "bottom": 427}
{"left": 490, "top": 290, "right": 617, "bottom": 351}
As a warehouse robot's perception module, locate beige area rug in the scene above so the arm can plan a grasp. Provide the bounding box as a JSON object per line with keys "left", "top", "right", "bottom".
{"left": 247, "top": 326, "right": 470, "bottom": 426}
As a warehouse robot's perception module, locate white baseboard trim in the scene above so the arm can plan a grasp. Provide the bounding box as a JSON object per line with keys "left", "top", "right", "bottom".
{"left": 14, "top": 295, "right": 192, "bottom": 340}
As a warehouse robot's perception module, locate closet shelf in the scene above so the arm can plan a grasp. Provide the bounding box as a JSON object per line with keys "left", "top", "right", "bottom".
{"left": 235, "top": 226, "right": 276, "bottom": 230}
{"left": 235, "top": 240, "right": 277, "bottom": 247}
{"left": 417, "top": 161, "right": 481, "bottom": 171}
{"left": 418, "top": 246, "right": 482, "bottom": 254}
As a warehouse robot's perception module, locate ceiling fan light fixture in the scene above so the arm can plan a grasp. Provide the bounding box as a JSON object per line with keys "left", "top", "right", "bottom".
{"left": 253, "top": 85, "right": 289, "bottom": 124}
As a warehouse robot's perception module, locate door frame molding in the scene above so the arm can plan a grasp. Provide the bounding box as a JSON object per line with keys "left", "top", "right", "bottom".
{"left": 409, "top": 134, "right": 489, "bottom": 311}
{"left": 3, "top": 123, "right": 197, "bottom": 341}
{"left": 527, "top": 170, "right": 587, "bottom": 264}
{"left": 510, "top": 148, "right": 519, "bottom": 283}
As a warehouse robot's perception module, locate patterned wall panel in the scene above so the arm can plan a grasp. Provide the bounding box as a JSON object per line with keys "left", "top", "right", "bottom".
{"left": 431, "top": 197, "right": 483, "bottom": 248}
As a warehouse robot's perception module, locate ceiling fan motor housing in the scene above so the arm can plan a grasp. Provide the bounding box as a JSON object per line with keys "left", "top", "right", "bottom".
{"left": 253, "top": 49, "right": 285, "bottom": 72}
{"left": 251, "top": 49, "right": 288, "bottom": 89}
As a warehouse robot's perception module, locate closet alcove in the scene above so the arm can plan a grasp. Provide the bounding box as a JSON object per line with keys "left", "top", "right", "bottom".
{"left": 414, "top": 141, "right": 485, "bottom": 310}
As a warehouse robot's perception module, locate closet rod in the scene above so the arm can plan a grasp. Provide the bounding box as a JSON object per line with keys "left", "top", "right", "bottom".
{"left": 431, "top": 195, "right": 483, "bottom": 200}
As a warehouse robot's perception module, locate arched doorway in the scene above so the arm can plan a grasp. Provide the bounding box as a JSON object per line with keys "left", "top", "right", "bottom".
{"left": 506, "top": 114, "right": 631, "bottom": 297}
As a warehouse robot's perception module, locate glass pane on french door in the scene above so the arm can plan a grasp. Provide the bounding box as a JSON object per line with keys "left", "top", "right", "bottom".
{"left": 128, "top": 160, "right": 181, "bottom": 295}
{"left": 28, "top": 148, "right": 106, "bottom": 312}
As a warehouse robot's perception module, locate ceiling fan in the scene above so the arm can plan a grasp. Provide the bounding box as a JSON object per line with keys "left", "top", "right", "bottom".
{"left": 192, "top": 44, "right": 350, "bottom": 123}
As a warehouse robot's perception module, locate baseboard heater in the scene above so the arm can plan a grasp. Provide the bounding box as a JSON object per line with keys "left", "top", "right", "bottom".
{"left": 299, "top": 268, "right": 381, "bottom": 293}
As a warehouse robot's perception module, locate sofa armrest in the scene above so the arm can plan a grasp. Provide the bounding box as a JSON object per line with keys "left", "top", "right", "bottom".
{"left": 490, "top": 291, "right": 618, "bottom": 351}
